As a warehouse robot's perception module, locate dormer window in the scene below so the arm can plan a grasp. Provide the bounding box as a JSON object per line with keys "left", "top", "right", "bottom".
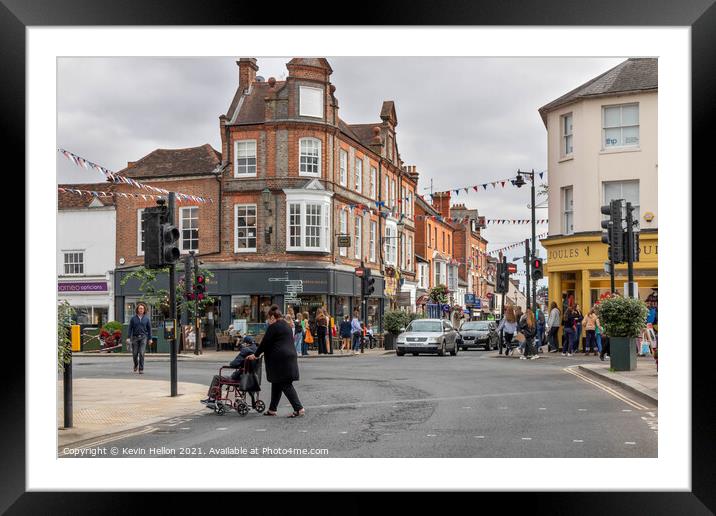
{"left": 299, "top": 86, "right": 323, "bottom": 118}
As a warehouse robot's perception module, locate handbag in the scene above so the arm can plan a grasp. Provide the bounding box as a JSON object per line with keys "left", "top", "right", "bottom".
{"left": 304, "top": 327, "right": 314, "bottom": 344}
{"left": 515, "top": 332, "right": 526, "bottom": 343}
{"left": 239, "top": 371, "right": 260, "bottom": 392}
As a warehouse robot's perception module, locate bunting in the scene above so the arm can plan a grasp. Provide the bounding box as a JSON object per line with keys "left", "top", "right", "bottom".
{"left": 424, "top": 170, "right": 547, "bottom": 198}
{"left": 487, "top": 232, "right": 549, "bottom": 256}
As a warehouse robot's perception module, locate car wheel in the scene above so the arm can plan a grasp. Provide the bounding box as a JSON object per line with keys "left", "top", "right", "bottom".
{"left": 438, "top": 342, "right": 446, "bottom": 356}
{"left": 396, "top": 350, "right": 405, "bottom": 356}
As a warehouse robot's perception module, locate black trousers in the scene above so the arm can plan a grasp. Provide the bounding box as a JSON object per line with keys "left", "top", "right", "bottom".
{"left": 600, "top": 337, "right": 611, "bottom": 359}
{"left": 269, "top": 381, "right": 303, "bottom": 412}
{"left": 548, "top": 327, "right": 559, "bottom": 351}
{"left": 585, "top": 330, "right": 597, "bottom": 352}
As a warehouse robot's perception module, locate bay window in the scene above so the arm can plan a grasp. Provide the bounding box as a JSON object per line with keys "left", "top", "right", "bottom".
{"left": 284, "top": 187, "right": 332, "bottom": 252}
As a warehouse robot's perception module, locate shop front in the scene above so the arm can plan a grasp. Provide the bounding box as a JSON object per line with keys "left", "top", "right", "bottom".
{"left": 541, "top": 231, "right": 658, "bottom": 314}
{"left": 58, "top": 279, "right": 113, "bottom": 326}
{"left": 114, "top": 265, "right": 387, "bottom": 338}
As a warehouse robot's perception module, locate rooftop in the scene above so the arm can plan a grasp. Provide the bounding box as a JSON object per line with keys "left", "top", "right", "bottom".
{"left": 115, "top": 144, "right": 222, "bottom": 179}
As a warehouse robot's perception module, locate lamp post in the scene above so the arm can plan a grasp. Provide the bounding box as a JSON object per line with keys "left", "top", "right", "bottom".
{"left": 511, "top": 169, "right": 537, "bottom": 310}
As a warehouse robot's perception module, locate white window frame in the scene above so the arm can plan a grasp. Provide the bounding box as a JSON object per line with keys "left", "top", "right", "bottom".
{"left": 354, "top": 157, "right": 363, "bottom": 193}
{"left": 369, "top": 220, "right": 377, "bottom": 263}
{"left": 179, "top": 206, "right": 199, "bottom": 253}
{"left": 234, "top": 139, "right": 257, "bottom": 178}
{"left": 400, "top": 232, "right": 407, "bottom": 270}
{"left": 299, "top": 137, "right": 321, "bottom": 177}
{"left": 137, "top": 208, "right": 145, "bottom": 256}
{"left": 299, "top": 85, "right": 324, "bottom": 118}
{"left": 391, "top": 179, "right": 396, "bottom": 207}
{"left": 369, "top": 166, "right": 377, "bottom": 199}
{"left": 339, "top": 209, "right": 348, "bottom": 257}
{"left": 234, "top": 204, "right": 258, "bottom": 253}
{"left": 63, "top": 250, "right": 85, "bottom": 276}
{"left": 407, "top": 235, "right": 413, "bottom": 271}
{"left": 602, "top": 103, "right": 640, "bottom": 149}
{"left": 354, "top": 215, "right": 362, "bottom": 260}
{"left": 561, "top": 113, "right": 573, "bottom": 156}
{"left": 339, "top": 149, "right": 348, "bottom": 186}
{"left": 384, "top": 221, "right": 398, "bottom": 266}
{"left": 284, "top": 189, "right": 332, "bottom": 253}
{"left": 562, "top": 186, "right": 574, "bottom": 235}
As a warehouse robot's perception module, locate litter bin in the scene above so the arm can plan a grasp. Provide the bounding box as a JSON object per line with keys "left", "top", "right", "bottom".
{"left": 383, "top": 333, "right": 396, "bottom": 350}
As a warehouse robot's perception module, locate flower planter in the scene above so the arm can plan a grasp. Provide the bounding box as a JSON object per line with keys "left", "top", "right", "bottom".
{"left": 383, "top": 333, "right": 397, "bottom": 350}
{"left": 609, "top": 336, "right": 638, "bottom": 371}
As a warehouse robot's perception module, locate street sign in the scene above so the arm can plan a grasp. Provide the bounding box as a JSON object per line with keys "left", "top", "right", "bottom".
{"left": 507, "top": 263, "right": 517, "bottom": 274}
{"left": 337, "top": 235, "right": 351, "bottom": 248}
{"left": 355, "top": 268, "right": 365, "bottom": 277}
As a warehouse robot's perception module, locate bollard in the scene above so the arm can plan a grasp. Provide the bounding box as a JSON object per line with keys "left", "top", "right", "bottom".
{"left": 63, "top": 349, "right": 73, "bottom": 428}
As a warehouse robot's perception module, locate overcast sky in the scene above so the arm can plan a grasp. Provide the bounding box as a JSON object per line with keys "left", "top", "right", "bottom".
{"left": 57, "top": 56, "right": 625, "bottom": 289}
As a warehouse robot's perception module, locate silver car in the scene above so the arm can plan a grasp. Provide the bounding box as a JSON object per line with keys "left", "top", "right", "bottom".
{"left": 395, "top": 319, "right": 459, "bottom": 357}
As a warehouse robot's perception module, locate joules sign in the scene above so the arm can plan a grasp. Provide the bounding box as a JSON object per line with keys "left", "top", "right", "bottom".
{"left": 58, "top": 282, "right": 108, "bottom": 292}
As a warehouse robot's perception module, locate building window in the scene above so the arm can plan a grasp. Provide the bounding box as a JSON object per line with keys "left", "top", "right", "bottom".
{"left": 354, "top": 157, "right": 363, "bottom": 193}
{"left": 234, "top": 204, "right": 257, "bottom": 253}
{"left": 137, "top": 209, "right": 145, "bottom": 256}
{"left": 339, "top": 209, "right": 348, "bottom": 257}
{"left": 299, "top": 85, "right": 323, "bottom": 118}
{"left": 384, "top": 176, "right": 389, "bottom": 206}
{"left": 339, "top": 149, "right": 347, "bottom": 186}
{"left": 180, "top": 207, "right": 199, "bottom": 252}
{"left": 354, "top": 215, "right": 362, "bottom": 260}
{"left": 400, "top": 232, "right": 406, "bottom": 270}
{"left": 299, "top": 138, "right": 321, "bottom": 177}
{"left": 448, "top": 265, "right": 458, "bottom": 292}
{"left": 418, "top": 263, "right": 429, "bottom": 289}
{"left": 285, "top": 196, "right": 331, "bottom": 253}
{"left": 603, "top": 180, "right": 640, "bottom": 217}
{"left": 384, "top": 223, "right": 397, "bottom": 266}
{"left": 234, "top": 140, "right": 257, "bottom": 177}
{"left": 603, "top": 103, "right": 639, "bottom": 149}
{"left": 369, "top": 166, "right": 377, "bottom": 199}
{"left": 561, "top": 113, "right": 573, "bottom": 156}
{"left": 442, "top": 232, "right": 446, "bottom": 252}
{"left": 407, "top": 235, "right": 413, "bottom": 271}
{"left": 434, "top": 261, "right": 442, "bottom": 287}
{"left": 369, "top": 221, "right": 377, "bottom": 262}
{"left": 562, "top": 186, "right": 574, "bottom": 235}
{"left": 63, "top": 251, "right": 84, "bottom": 275}
{"left": 433, "top": 227, "right": 437, "bottom": 249}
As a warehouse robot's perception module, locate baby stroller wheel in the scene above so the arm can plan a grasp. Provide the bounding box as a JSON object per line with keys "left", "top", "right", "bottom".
{"left": 236, "top": 400, "right": 250, "bottom": 417}
{"left": 254, "top": 400, "right": 266, "bottom": 414}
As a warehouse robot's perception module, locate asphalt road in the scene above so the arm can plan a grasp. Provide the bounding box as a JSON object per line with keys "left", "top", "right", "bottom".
{"left": 69, "top": 350, "right": 658, "bottom": 458}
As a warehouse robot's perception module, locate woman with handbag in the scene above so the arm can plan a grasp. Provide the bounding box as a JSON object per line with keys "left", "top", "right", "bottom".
{"left": 316, "top": 309, "right": 329, "bottom": 354}
{"left": 246, "top": 305, "right": 305, "bottom": 418}
{"left": 518, "top": 308, "right": 538, "bottom": 360}
{"left": 497, "top": 306, "right": 517, "bottom": 356}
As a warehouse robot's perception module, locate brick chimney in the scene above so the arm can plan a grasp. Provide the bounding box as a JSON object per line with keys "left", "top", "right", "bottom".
{"left": 433, "top": 192, "right": 451, "bottom": 218}
{"left": 237, "top": 58, "right": 258, "bottom": 93}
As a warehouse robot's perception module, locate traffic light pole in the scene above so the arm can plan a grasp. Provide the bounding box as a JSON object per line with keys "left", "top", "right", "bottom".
{"left": 530, "top": 170, "right": 537, "bottom": 309}
{"left": 626, "top": 202, "right": 635, "bottom": 298}
{"left": 168, "top": 192, "right": 178, "bottom": 397}
{"left": 191, "top": 250, "right": 200, "bottom": 356}
{"left": 524, "top": 239, "right": 531, "bottom": 311}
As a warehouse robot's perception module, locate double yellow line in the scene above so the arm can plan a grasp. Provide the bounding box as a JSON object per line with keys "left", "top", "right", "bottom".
{"left": 59, "top": 426, "right": 158, "bottom": 457}
{"left": 563, "top": 367, "right": 652, "bottom": 411}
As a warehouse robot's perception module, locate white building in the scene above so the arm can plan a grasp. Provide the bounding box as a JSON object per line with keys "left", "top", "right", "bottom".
{"left": 57, "top": 184, "right": 117, "bottom": 325}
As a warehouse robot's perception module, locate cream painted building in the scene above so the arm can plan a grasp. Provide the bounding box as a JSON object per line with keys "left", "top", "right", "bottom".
{"left": 539, "top": 58, "right": 658, "bottom": 313}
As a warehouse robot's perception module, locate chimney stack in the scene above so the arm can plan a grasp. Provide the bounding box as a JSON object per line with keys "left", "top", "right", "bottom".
{"left": 237, "top": 58, "right": 258, "bottom": 94}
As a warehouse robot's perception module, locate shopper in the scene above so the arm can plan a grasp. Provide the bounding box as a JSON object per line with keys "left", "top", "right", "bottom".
{"left": 127, "top": 303, "right": 151, "bottom": 374}
{"left": 583, "top": 308, "right": 602, "bottom": 356}
{"left": 546, "top": 302, "right": 561, "bottom": 353}
{"left": 301, "top": 312, "right": 310, "bottom": 355}
{"left": 562, "top": 307, "right": 578, "bottom": 356}
{"left": 518, "top": 308, "right": 538, "bottom": 360}
{"left": 246, "top": 305, "right": 305, "bottom": 418}
{"left": 351, "top": 311, "right": 362, "bottom": 353}
{"left": 339, "top": 315, "right": 352, "bottom": 352}
{"left": 497, "top": 306, "right": 517, "bottom": 356}
{"left": 293, "top": 313, "right": 304, "bottom": 355}
{"left": 535, "top": 305, "right": 546, "bottom": 353}
{"left": 514, "top": 306, "right": 525, "bottom": 355}
{"left": 315, "top": 309, "right": 329, "bottom": 354}
{"left": 574, "top": 304, "right": 585, "bottom": 353}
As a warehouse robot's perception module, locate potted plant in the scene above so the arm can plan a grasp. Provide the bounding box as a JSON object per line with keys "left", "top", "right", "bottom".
{"left": 100, "top": 321, "right": 124, "bottom": 352}
{"left": 594, "top": 294, "right": 647, "bottom": 371}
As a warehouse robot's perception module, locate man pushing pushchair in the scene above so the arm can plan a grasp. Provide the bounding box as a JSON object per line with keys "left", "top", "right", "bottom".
{"left": 201, "top": 336, "right": 258, "bottom": 410}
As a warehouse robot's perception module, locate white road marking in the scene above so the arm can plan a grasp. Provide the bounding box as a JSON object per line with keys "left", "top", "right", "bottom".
{"left": 573, "top": 439, "right": 584, "bottom": 443}
{"left": 340, "top": 431, "right": 348, "bottom": 434}
{"left": 521, "top": 437, "right": 532, "bottom": 441}
{"left": 538, "top": 408, "right": 547, "bottom": 410}
{"left": 426, "top": 434, "right": 437, "bottom": 437}
{"left": 256, "top": 429, "right": 267, "bottom": 432}
{"left": 299, "top": 430, "right": 308, "bottom": 433}
{"left": 217, "top": 428, "right": 228, "bottom": 431}
{"left": 474, "top": 436, "right": 485, "bottom": 439}
{"left": 622, "top": 409, "right": 632, "bottom": 412}
{"left": 578, "top": 409, "right": 587, "bottom": 411}
{"left": 180, "top": 427, "right": 191, "bottom": 430}
{"left": 499, "top": 407, "right": 508, "bottom": 410}
{"left": 625, "top": 442, "right": 636, "bottom": 445}
{"left": 462, "top": 407, "right": 472, "bottom": 409}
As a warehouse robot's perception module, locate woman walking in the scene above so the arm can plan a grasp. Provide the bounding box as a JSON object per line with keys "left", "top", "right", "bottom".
{"left": 546, "top": 302, "right": 561, "bottom": 353}
{"left": 518, "top": 308, "right": 538, "bottom": 360}
{"left": 293, "top": 313, "right": 304, "bottom": 355}
{"left": 583, "top": 308, "right": 602, "bottom": 356}
{"left": 301, "top": 312, "right": 310, "bottom": 355}
{"left": 562, "top": 307, "right": 578, "bottom": 356}
{"left": 246, "top": 305, "right": 305, "bottom": 418}
{"left": 127, "top": 303, "right": 151, "bottom": 374}
{"left": 316, "top": 309, "right": 329, "bottom": 355}
{"left": 497, "top": 306, "right": 518, "bottom": 356}
{"left": 339, "top": 315, "right": 352, "bottom": 352}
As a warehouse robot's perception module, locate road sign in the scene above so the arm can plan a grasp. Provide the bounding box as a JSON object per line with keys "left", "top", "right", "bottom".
{"left": 486, "top": 292, "right": 494, "bottom": 299}
{"left": 355, "top": 267, "right": 365, "bottom": 277}
{"left": 507, "top": 263, "right": 517, "bottom": 274}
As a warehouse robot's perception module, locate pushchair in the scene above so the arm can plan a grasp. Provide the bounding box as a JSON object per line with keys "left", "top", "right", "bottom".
{"left": 209, "top": 357, "right": 266, "bottom": 416}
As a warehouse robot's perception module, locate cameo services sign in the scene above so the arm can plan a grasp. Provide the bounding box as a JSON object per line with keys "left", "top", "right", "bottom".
{"left": 58, "top": 281, "right": 108, "bottom": 293}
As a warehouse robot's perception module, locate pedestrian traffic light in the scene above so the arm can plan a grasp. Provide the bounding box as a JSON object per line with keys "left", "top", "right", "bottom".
{"left": 531, "top": 257, "right": 543, "bottom": 281}
{"left": 601, "top": 199, "right": 625, "bottom": 263}
{"left": 361, "top": 268, "right": 375, "bottom": 298}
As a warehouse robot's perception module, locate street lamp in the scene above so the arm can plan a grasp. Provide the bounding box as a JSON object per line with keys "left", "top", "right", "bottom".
{"left": 511, "top": 169, "right": 537, "bottom": 310}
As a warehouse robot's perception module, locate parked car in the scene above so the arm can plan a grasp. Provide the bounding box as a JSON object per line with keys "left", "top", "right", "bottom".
{"left": 395, "top": 319, "right": 459, "bottom": 356}
{"left": 457, "top": 320, "right": 499, "bottom": 351}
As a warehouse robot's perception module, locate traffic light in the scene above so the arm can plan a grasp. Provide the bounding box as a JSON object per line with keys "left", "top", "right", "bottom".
{"left": 161, "top": 223, "right": 180, "bottom": 264}
{"left": 601, "top": 199, "right": 625, "bottom": 263}
{"left": 143, "top": 207, "right": 164, "bottom": 268}
{"left": 194, "top": 273, "right": 206, "bottom": 301}
{"left": 361, "top": 268, "right": 375, "bottom": 298}
{"left": 531, "top": 257, "right": 543, "bottom": 281}
{"left": 496, "top": 260, "right": 511, "bottom": 294}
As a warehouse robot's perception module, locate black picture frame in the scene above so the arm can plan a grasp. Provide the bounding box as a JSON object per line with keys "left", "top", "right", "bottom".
{"left": 6, "top": 0, "right": 711, "bottom": 512}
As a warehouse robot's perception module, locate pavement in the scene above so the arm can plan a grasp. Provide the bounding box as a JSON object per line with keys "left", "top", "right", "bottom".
{"left": 60, "top": 346, "right": 657, "bottom": 455}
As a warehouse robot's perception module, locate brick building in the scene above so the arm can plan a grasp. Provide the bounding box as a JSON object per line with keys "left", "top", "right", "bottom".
{"left": 449, "top": 203, "right": 490, "bottom": 317}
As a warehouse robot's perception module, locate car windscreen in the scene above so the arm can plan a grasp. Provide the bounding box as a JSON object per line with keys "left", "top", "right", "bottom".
{"left": 461, "top": 322, "right": 490, "bottom": 331}
{"left": 407, "top": 321, "right": 443, "bottom": 333}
